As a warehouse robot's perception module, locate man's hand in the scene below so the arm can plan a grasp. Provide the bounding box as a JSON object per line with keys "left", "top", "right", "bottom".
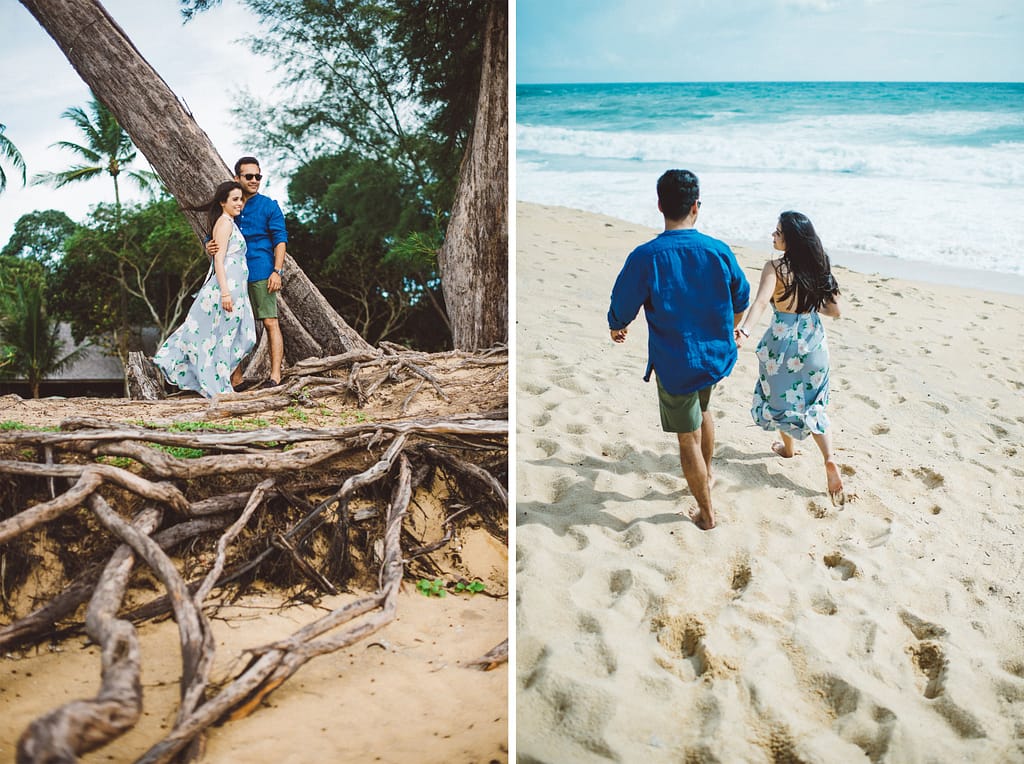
{"left": 206, "top": 239, "right": 219, "bottom": 256}
{"left": 268, "top": 271, "right": 282, "bottom": 293}
{"left": 610, "top": 328, "right": 628, "bottom": 343}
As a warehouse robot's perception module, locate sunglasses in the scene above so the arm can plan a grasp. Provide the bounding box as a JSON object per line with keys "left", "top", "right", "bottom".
{"left": 242, "top": 173, "right": 263, "bottom": 181}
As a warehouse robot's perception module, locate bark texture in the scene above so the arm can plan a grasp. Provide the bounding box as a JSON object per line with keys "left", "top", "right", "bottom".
{"left": 436, "top": 1, "right": 509, "bottom": 350}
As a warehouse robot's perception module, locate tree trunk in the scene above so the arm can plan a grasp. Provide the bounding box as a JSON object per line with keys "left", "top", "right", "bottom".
{"left": 436, "top": 1, "right": 508, "bottom": 350}
{"left": 18, "top": 0, "right": 373, "bottom": 372}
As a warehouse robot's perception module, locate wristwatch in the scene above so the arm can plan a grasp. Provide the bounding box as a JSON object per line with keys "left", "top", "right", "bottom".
{"left": 273, "top": 268, "right": 283, "bottom": 276}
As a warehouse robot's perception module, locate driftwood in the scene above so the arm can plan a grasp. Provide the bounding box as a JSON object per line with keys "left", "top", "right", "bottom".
{"left": 0, "top": 347, "right": 507, "bottom": 762}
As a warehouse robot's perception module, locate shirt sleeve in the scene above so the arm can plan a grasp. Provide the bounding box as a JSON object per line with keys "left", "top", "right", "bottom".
{"left": 266, "top": 199, "right": 289, "bottom": 247}
{"left": 607, "top": 248, "right": 650, "bottom": 330}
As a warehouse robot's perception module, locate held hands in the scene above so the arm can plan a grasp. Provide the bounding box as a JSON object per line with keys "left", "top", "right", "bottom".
{"left": 610, "top": 328, "right": 628, "bottom": 343}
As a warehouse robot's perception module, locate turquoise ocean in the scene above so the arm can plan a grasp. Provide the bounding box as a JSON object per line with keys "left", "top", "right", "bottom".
{"left": 517, "top": 82, "right": 1024, "bottom": 289}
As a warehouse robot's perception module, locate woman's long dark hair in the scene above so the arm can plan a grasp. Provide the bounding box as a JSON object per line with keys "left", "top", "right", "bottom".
{"left": 777, "top": 211, "right": 840, "bottom": 313}
{"left": 186, "top": 180, "right": 244, "bottom": 235}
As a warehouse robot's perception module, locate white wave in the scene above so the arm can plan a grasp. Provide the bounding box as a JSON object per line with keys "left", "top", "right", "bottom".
{"left": 516, "top": 124, "right": 1024, "bottom": 185}
{"left": 516, "top": 164, "right": 1024, "bottom": 277}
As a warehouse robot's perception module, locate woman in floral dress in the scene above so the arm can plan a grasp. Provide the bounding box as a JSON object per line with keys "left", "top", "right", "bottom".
{"left": 734, "top": 211, "right": 845, "bottom": 504}
{"left": 154, "top": 181, "right": 257, "bottom": 398}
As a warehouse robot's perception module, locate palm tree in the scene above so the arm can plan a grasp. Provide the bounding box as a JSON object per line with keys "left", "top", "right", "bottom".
{"left": 33, "top": 95, "right": 159, "bottom": 374}
{"left": 0, "top": 282, "right": 85, "bottom": 399}
{"left": 32, "top": 96, "right": 158, "bottom": 222}
{"left": 0, "top": 123, "right": 27, "bottom": 194}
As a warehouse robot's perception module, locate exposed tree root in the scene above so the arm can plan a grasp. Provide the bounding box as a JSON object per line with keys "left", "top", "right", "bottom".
{"left": 0, "top": 347, "right": 507, "bottom": 762}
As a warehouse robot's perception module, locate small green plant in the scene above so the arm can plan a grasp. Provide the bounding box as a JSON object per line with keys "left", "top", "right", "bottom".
{"left": 285, "top": 405, "right": 309, "bottom": 423}
{"left": 454, "top": 580, "right": 486, "bottom": 595}
{"left": 1, "top": 421, "right": 59, "bottom": 432}
{"left": 416, "top": 578, "right": 446, "bottom": 597}
{"left": 149, "top": 443, "right": 205, "bottom": 459}
{"left": 98, "top": 455, "right": 136, "bottom": 469}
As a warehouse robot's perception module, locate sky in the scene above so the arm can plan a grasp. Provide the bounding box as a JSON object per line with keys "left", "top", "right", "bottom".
{"left": 0, "top": 0, "right": 283, "bottom": 245}
{"left": 516, "top": 0, "right": 1024, "bottom": 84}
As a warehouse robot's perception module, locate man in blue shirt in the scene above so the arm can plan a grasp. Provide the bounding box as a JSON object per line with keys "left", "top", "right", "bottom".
{"left": 608, "top": 169, "right": 750, "bottom": 530}
{"left": 214, "top": 156, "right": 290, "bottom": 388}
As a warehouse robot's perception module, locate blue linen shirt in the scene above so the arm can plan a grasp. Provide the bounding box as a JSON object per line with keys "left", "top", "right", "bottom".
{"left": 236, "top": 193, "right": 288, "bottom": 282}
{"left": 608, "top": 228, "right": 751, "bottom": 395}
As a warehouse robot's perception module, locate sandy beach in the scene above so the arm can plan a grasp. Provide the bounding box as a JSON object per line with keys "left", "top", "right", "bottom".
{"left": 515, "top": 202, "right": 1024, "bottom": 762}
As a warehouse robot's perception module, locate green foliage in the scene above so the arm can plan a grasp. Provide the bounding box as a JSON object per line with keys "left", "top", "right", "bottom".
{"left": 149, "top": 444, "right": 205, "bottom": 459}
{"left": 31, "top": 97, "right": 160, "bottom": 211}
{"left": 454, "top": 579, "right": 486, "bottom": 595}
{"left": 287, "top": 154, "right": 449, "bottom": 349}
{"left": 47, "top": 197, "right": 206, "bottom": 349}
{"left": 97, "top": 455, "right": 136, "bottom": 469}
{"left": 0, "top": 210, "right": 79, "bottom": 270}
{"left": 416, "top": 578, "right": 447, "bottom": 598}
{"left": 0, "top": 282, "right": 86, "bottom": 398}
{"left": 0, "top": 123, "right": 27, "bottom": 194}
{"left": 415, "top": 578, "right": 486, "bottom": 598}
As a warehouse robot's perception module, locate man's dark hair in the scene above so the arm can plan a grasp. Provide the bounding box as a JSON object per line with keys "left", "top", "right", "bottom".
{"left": 657, "top": 169, "right": 700, "bottom": 221}
{"left": 233, "top": 156, "right": 260, "bottom": 176}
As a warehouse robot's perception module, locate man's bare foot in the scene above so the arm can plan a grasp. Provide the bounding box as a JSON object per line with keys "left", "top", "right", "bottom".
{"left": 771, "top": 441, "right": 796, "bottom": 458}
{"left": 825, "top": 460, "right": 846, "bottom": 506}
{"left": 688, "top": 507, "right": 716, "bottom": 530}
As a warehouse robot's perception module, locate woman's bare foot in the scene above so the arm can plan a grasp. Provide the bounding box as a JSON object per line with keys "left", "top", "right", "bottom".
{"left": 825, "top": 460, "right": 846, "bottom": 506}
{"left": 771, "top": 441, "right": 795, "bottom": 458}
{"left": 688, "top": 507, "right": 716, "bottom": 530}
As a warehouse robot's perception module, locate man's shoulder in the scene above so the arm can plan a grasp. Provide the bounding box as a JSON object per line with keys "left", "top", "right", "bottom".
{"left": 248, "top": 193, "right": 282, "bottom": 211}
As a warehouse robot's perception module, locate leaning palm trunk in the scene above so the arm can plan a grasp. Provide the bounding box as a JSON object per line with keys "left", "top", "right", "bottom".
{"left": 19, "top": 0, "right": 372, "bottom": 386}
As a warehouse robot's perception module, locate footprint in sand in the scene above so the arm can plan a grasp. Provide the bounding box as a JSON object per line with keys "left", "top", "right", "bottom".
{"left": 519, "top": 381, "right": 550, "bottom": 396}
{"left": 988, "top": 422, "right": 1009, "bottom": 438}
{"left": 622, "top": 524, "right": 646, "bottom": 549}
{"left": 810, "top": 589, "right": 837, "bottom": 615}
{"left": 730, "top": 558, "right": 752, "bottom": 594}
{"left": 653, "top": 613, "right": 711, "bottom": 678}
{"left": 566, "top": 527, "right": 589, "bottom": 551}
{"left": 823, "top": 552, "right": 858, "bottom": 580}
{"left": 577, "top": 613, "right": 618, "bottom": 677}
{"left": 608, "top": 568, "right": 634, "bottom": 598}
{"left": 899, "top": 610, "right": 948, "bottom": 640}
{"left": 566, "top": 422, "right": 589, "bottom": 435}
{"left": 806, "top": 500, "right": 829, "bottom": 519}
{"left": 853, "top": 393, "right": 881, "bottom": 409}
{"left": 534, "top": 438, "right": 559, "bottom": 458}
{"left": 871, "top": 423, "right": 890, "bottom": 435}
{"left": 926, "top": 400, "right": 951, "bottom": 414}
{"left": 813, "top": 674, "right": 899, "bottom": 760}
{"left": 909, "top": 640, "right": 947, "bottom": 699}
{"left": 912, "top": 466, "right": 945, "bottom": 489}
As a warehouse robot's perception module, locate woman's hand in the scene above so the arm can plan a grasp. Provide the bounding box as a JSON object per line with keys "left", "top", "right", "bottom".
{"left": 220, "top": 293, "right": 234, "bottom": 312}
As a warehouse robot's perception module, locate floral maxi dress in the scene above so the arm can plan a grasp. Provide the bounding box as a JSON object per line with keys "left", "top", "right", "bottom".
{"left": 154, "top": 223, "right": 257, "bottom": 398}
{"left": 751, "top": 309, "right": 831, "bottom": 439}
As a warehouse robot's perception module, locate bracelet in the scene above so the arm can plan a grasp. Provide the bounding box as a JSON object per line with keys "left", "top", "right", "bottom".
{"left": 737, "top": 327, "right": 750, "bottom": 337}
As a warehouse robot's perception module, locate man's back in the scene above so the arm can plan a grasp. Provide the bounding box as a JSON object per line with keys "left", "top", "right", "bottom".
{"left": 608, "top": 228, "right": 750, "bottom": 395}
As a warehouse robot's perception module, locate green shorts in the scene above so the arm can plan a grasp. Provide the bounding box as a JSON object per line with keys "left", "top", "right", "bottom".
{"left": 657, "top": 377, "right": 714, "bottom": 433}
{"left": 247, "top": 280, "right": 278, "bottom": 320}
